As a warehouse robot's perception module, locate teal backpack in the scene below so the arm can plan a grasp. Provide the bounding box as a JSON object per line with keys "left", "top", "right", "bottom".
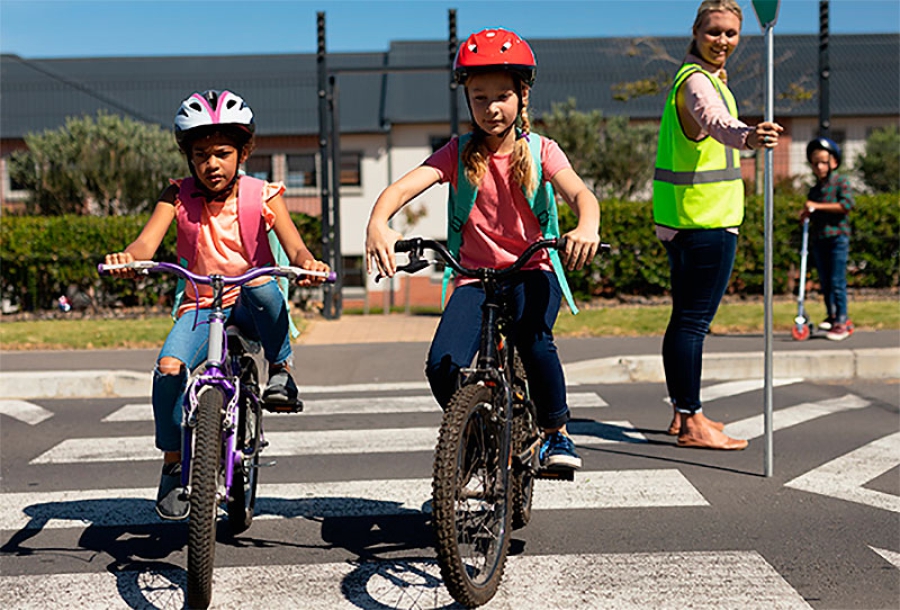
{"left": 442, "top": 132, "right": 579, "bottom": 314}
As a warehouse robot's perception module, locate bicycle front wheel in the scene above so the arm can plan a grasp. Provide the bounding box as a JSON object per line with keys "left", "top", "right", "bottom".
{"left": 187, "top": 387, "right": 223, "bottom": 610}
{"left": 510, "top": 351, "right": 536, "bottom": 530}
{"left": 432, "top": 383, "right": 511, "bottom": 607}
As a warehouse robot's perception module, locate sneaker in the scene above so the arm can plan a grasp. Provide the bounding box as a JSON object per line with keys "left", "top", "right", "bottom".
{"left": 156, "top": 461, "right": 189, "bottom": 520}
{"left": 539, "top": 431, "right": 582, "bottom": 470}
{"left": 262, "top": 366, "right": 303, "bottom": 411}
{"left": 826, "top": 322, "right": 853, "bottom": 341}
{"left": 818, "top": 318, "right": 835, "bottom": 331}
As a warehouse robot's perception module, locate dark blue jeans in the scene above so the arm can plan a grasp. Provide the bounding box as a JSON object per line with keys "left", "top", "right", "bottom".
{"left": 425, "top": 270, "right": 569, "bottom": 430}
{"left": 662, "top": 229, "right": 737, "bottom": 414}
{"left": 812, "top": 234, "right": 849, "bottom": 323}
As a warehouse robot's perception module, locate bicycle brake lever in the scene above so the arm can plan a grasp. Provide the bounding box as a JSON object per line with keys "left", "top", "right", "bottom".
{"left": 374, "top": 258, "right": 431, "bottom": 283}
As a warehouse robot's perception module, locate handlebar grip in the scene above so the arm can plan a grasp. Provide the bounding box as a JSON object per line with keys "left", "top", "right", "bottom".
{"left": 394, "top": 239, "right": 417, "bottom": 253}
{"left": 326, "top": 271, "right": 338, "bottom": 283}
{"left": 97, "top": 263, "right": 109, "bottom": 276}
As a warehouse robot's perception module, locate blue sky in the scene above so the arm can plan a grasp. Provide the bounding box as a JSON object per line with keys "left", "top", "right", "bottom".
{"left": 1, "top": 0, "right": 897, "bottom": 58}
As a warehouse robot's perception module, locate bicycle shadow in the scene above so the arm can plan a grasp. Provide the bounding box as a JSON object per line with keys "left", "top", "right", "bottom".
{"left": 1, "top": 497, "right": 188, "bottom": 609}
{"left": 258, "top": 496, "right": 467, "bottom": 609}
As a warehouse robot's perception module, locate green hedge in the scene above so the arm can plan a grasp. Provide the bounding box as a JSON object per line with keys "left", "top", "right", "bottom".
{"left": 1, "top": 213, "right": 321, "bottom": 311}
{"left": 560, "top": 192, "right": 898, "bottom": 299}
{"left": 1, "top": 194, "right": 895, "bottom": 311}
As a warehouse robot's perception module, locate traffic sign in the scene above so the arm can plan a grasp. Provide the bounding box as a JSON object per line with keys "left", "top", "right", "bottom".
{"left": 752, "top": 0, "right": 781, "bottom": 31}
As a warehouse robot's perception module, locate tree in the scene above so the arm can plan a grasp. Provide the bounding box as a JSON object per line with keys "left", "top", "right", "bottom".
{"left": 856, "top": 125, "right": 900, "bottom": 194}
{"left": 8, "top": 111, "right": 184, "bottom": 216}
{"left": 540, "top": 99, "right": 658, "bottom": 200}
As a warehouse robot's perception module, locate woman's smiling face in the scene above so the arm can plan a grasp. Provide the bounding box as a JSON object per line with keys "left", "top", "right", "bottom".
{"left": 693, "top": 9, "right": 742, "bottom": 68}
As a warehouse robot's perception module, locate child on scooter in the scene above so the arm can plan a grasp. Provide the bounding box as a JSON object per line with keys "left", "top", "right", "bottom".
{"left": 800, "top": 137, "right": 855, "bottom": 341}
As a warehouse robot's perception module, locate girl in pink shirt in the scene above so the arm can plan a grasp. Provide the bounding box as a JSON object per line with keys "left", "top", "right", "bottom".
{"left": 366, "top": 28, "right": 600, "bottom": 471}
{"left": 105, "top": 90, "right": 328, "bottom": 520}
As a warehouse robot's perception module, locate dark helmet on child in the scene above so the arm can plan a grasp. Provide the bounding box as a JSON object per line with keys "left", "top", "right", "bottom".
{"left": 806, "top": 137, "right": 842, "bottom": 168}
{"left": 453, "top": 28, "right": 537, "bottom": 86}
{"left": 174, "top": 90, "right": 255, "bottom": 152}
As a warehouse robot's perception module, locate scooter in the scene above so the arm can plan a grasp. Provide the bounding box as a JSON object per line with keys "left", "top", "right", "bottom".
{"left": 791, "top": 217, "right": 813, "bottom": 341}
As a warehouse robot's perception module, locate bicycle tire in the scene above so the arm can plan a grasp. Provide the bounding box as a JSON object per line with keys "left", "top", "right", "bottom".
{"left": 226, "top": 357, "right": 260, "bottom": 535}
{"left": 187, "top": 387, "right": 223, "bottom": 610}
{"left": 432, "top": 383, "right": 511, "bottom": 607}
{"left": 510, "top": 351, "right": 536, "bottom": 530}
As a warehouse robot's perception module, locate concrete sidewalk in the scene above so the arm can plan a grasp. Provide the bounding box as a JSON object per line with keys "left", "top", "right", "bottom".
{"left": 1, "top": 315, "right": 898, "bottom": 399}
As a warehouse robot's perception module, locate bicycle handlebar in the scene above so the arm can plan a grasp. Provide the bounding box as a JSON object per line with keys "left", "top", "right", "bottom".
{"left": 383, "top": 236, "right": 610, "bottom": 282}
{"left": 98, "top": 261, "right": 337, "bottom": 284}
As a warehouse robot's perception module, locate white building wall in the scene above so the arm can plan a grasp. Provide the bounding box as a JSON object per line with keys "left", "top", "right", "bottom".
{"left": 789, "top": 116, "right": 899, "bottom": 189}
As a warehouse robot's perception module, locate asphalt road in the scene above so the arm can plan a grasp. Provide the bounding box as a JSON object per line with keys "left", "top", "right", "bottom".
{"left": 1, "top": 340, "right": 897, "bottom": 609}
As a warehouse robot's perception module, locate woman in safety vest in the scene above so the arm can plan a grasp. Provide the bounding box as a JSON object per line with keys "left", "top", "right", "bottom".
{"left": 652, "top": 0, "right": 782, "bottom": 450}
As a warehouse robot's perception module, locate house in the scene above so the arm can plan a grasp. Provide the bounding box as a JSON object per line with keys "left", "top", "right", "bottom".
{"left": 2, "top": 33, "right": 897, "bottom": 306}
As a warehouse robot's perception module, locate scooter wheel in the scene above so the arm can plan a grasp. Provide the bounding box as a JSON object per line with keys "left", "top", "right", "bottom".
{"left": 791, "top": 324, "right": 811, "bottom": 341}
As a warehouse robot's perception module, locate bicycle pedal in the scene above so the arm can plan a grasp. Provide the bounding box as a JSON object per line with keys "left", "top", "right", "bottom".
{"left": 536, "top": 467, "right": 575, "bottom": 482}
{"left": 262, "top": 400, "right": 304, "bottom": 414}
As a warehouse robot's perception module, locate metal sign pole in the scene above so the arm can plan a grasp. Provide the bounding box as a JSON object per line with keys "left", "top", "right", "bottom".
{"left": 763, "top": 22, "right": 775, "bottom": 477}
{"left": 752, "top": 0, "right": 780, "bottom": 477}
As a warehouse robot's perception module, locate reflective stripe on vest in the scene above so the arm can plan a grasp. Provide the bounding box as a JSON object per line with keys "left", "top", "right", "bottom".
{"left": 652, "top": 63, "right": 744, "bottom": 229}
{"left": 441, "top": 132, "right": 578, "bottom": 314}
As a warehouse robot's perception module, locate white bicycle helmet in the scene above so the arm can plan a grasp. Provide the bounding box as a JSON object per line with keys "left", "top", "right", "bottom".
{"left": 174, "top": 90, "right": 255, "bottom": 150}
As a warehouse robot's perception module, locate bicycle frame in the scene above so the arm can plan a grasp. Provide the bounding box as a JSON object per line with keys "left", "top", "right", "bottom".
{"left": 99, "top": 261, "right": 335, "bottom": 498}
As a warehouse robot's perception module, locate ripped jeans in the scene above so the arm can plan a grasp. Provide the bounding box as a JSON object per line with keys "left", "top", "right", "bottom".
{"left": 152, "top": 280, "right": 291, "bottom": 451}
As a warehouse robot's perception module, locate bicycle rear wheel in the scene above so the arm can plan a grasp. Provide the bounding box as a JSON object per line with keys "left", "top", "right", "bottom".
{"left": 187, "top": 387, "right": 223, "bottom": 610}
{"left": 227, "top": 356, "right": 261, "bottom": 535}
{"left": 432, "top": 383, "right": 511, "bottom": 607}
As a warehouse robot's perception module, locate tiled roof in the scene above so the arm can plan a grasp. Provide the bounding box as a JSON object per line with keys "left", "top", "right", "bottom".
{"left": 2, "top": 33, "right": 897, "bottom": 139}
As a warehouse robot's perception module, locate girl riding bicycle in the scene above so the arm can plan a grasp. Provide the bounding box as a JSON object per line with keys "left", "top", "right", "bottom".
{"left": 104, "top": 90, "right": 329, "bottom": 520}
{"left": 366, "top": 28, "right": 600, "bottom": 471}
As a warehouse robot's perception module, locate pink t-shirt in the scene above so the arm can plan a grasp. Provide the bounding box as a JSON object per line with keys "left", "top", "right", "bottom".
{"left": 425, "top": 135, "right": 571, "bottom": 284}
{"left": 173, "top": 179, "right": 285, "bottom": 315}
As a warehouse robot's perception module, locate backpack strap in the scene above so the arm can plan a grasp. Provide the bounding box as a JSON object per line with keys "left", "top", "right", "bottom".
{"left": 442, "top": 133, "right": 578, "bottom": 314}
{"left": 170, "top": 175, "right": 300, "bottom": 337}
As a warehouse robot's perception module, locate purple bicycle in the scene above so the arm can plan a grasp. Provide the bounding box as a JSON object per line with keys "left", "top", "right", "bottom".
{"left": 99, "top": 260, "right": 335, "bottom": 609}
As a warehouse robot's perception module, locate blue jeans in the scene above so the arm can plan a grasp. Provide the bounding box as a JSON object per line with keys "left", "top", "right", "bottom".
{"left": 662, "top": 229, "right": 737, "bottom": 414}
{"left": 812, "top": 234, "right": 849, "bottom": 323}
{"left": 426, "top": 270, "right": 570, "bottom": 430}
{"left": 152, "top": 280, "right": 291, "bottom": 451}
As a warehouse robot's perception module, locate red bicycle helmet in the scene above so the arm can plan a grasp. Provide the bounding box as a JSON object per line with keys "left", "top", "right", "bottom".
{"left": 454, "top": 28, "right": 536, "bottom": 86}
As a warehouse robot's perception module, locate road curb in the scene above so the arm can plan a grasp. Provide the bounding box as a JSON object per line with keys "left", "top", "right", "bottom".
{"left": 564, "top": 347, "right": 899, "bottom": 385}
{"left": 1, "top": 348, "right": 896, "bottom": 399}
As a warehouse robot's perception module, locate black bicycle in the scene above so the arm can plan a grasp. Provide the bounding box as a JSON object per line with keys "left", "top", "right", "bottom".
{"left": 385, "top": 237, "right": 580, "bottom": 607}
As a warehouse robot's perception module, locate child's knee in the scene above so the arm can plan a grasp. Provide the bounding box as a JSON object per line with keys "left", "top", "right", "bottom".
{"left": 157, "top": 357, "right": 185, "bottom": 376}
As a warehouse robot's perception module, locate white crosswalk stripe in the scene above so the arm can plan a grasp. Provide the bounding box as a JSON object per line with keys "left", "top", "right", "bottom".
{"left": 100, "top": 391, "right": 608, "bottom": 422}
{"left": 0, "top": 399, "right": 54, "bottom": 425}
{"left": 785, "top": 431, "right": 900, "bottom": 513}
{"left": 0, "top": 469, "right": 707, "bottom": 531}
{"left": 723, "top": 394, "right": 871, "bottom": 440}
{"left": 0, "top": 552, "right": 812, "bottom": 610}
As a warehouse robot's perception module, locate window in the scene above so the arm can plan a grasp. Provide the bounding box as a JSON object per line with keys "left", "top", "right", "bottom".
{"left": 339, "top": 152, "right": 361, "bottom": 187}
{"left": 286, "top": 153, "right": 317, "bottom": 189}
{"left": 244, "top": 154, "right": 272, "bottom": 181}
{"left": 430, "top": 136, "right": 451, "bottom": 153}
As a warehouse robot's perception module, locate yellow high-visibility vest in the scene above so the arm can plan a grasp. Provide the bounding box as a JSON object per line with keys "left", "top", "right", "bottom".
{"left": 653, "top": 63, "right": 744, "bottom": 229}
